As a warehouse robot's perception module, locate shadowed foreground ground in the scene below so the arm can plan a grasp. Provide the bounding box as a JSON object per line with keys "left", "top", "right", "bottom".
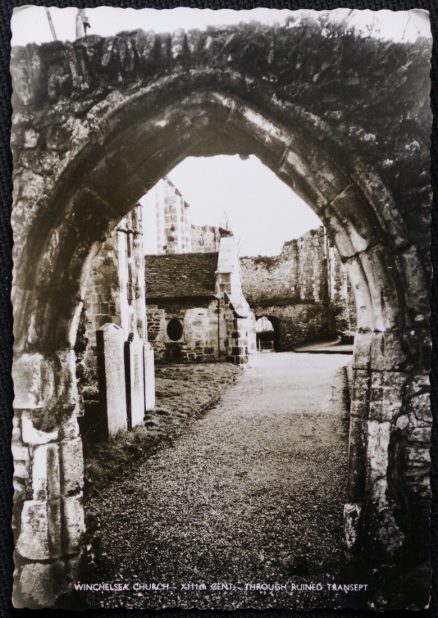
{"left": 84, "top": 353, "right": 357, "bottom": 610}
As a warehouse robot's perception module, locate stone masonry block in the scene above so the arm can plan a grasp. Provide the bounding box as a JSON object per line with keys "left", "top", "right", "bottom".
{"left": 347, "top": 415, "right": 367, "bottom": 501}
{"left": 12, "top": 353, "right": 55, "bottom": 410}
{"left": 407, "top": 392, "right": 432, "bottom": 425}
{"left": 330, "top": 184, "right": 377, "bottom": 255}
{"left": 32, "top": 443, "right": 61, "bottom": 500}
{"left": 369, "top": 371, "right": 406, "bottom": 422}
{"left": 55, "top": 348, "right": 79, "bottom": 407}
{"left": 59, "top": 411, "right": 81, "bottom": 440}
{"left": 16, "top": 499, "right": 62, "bottom": 561}
{"left": 11, "top": 443, "right": 30, "bottom": 463}
{"left": 60, "top": 438, "right": 84, "bottom": 495}
{"left": 349, "top": 370, "right": 370, "bottom": 419}
{"left": 14, "top": 461, "right": 29, "bottom": 481}
{"left": 408, "top": 426, "right": 431, "bottom": 444}
{"left": 62, "top": 494, "right": 85, "bottom": 555}
{"left": 370, "top": 331, "right": 408, "bottom": 372}
{"left": 344, "top": 502, "right": 362, "bottom": 549}
{"left": 352, "top": 332, "right": 373, "bottom": 370}
{"left": 367, "top": 420, "right": 391, "bottom": 505}
{"left": 359, "top": 247, "right": 401, "bottom": 331}
{"left": 16, "top": 560, "right": 68, "bottom": 609}
{"left": 21, "top": 410, "right": 58, "bottom": 446}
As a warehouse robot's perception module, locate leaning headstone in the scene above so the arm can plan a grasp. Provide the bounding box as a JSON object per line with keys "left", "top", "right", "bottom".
{"left": 96, "top": 323, "right": 128, "bottom": 437}
{"left": 144, "top": 342, "right": 156, "bottom": 411}
{"left": 125, "top": 332, "right": 145, "bottom": 429}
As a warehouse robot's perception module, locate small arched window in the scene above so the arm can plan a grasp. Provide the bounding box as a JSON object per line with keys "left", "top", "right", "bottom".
{"left": 167, "top": 318, "right": 183, "bottom": 341}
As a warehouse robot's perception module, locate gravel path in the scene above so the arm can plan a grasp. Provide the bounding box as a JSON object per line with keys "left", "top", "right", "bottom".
{"left": 86, "top": 353, "right": 351, "bottom": 610}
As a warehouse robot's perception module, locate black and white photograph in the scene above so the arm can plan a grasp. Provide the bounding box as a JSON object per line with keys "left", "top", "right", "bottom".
{"left": 9, "top": 5, "right": 433, "bottom": 611}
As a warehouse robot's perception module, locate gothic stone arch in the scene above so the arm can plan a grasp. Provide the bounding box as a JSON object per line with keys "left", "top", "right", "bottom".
{"left": 10, "top": 19, "right": 432, "bottom": 607}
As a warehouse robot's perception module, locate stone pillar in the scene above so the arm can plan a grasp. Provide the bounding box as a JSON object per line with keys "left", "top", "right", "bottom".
{"left": 96, "top": 323, "right": 128, "bottom": 436}
{"left": 12, "top": 350, "right": 84, "bottom": 608}
{"left": 344, "top": 327, "right": 431, "bottom": 566}
{"left": 130, "top": 207, "right": 147, "bottom": 340}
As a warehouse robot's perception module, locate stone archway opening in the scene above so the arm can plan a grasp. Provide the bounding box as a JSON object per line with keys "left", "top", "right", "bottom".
{"left": 10, "top": 23, "right": 432, "bottom": 608}
{"left": 256, "top": 316, "right": 279, "bottom": 352}
{"left": 11, "top": 85, "right": 420, "bottom": 604}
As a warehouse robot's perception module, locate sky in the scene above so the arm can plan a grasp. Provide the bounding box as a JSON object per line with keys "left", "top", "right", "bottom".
{"left": 141, "top": 155, "right": 322, "bottom": 257}
{"left": 11, "top": 6, "right": 431, "bottom": 46}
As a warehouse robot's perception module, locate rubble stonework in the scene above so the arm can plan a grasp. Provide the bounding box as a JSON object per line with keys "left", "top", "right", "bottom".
{"left": 240, "top": 228, "right": 356, "bottom": 348}
{"left": 9, "top": 18, "right": 432, "bottom": 608}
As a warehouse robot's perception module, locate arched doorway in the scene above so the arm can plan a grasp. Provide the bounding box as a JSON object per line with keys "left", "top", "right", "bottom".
{"left": 10, "top": 22, "right": 431, "bottom": 607}
{"left": 256, "top": 316, "right": 279, "bottom": 352}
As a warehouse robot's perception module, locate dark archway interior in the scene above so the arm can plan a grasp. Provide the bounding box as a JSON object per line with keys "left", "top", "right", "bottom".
{"left": 256, "top": 315, "right": 281, "bottom": 352}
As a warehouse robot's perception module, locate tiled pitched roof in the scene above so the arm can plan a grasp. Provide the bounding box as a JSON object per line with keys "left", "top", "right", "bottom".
{"left": 145, "top": 252, "right": 218, "bottom": 299}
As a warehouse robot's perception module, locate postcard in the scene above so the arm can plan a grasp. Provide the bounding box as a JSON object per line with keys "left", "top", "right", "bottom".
{"left": 9, "top": 6, "right": 432, "bottom": 610}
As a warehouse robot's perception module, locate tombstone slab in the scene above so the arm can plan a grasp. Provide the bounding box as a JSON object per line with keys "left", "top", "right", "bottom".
{"left": 126, "top": 332, "right": 145, "bottom": 428}
{"left": 96, "top": 323, "right": 127, "bottom": 436}
{"left": 144, "top": 342, "right": 156, "bottom": 411}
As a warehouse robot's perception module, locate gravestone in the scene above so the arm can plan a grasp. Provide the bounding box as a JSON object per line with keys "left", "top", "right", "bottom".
{"left": 125, "top": 332, "right": 145, "bottom": 429}
{"left": 96, "top": 323, "right": 128, "bottom": 436}
{"left": 144, "top": 342, "right": 156, "bottom": 411}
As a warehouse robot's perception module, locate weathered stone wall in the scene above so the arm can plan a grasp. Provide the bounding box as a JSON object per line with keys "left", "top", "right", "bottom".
{"left": 241, "top": 227, "right": 356, "bottom": 347}
{"left": 9, "top": 16, "right": 432, "bottom": 607}
{"left": 151, "top": 178, "right": 193, "bottom": 254}
{"left": 75, "top": 204, "right": 151, "bottom": 442}
{"left": 327, "top": 242, "right": 356, "bottom": 332}
{"left": 147, "top": 297, "right": 255, "bottom": 365}
{"left": 11, "top": 371, "right": 84, "bottom": 607}
{"left": 76, "top": 205, "right": 145, "bottom": 394}
{"left": 251, "top": 302, "right": 331, "bottom": 350}
{"left": 191, "top": 223, "right": 231, "bottom": 252}
{"left": 148, "top": 176, "right": 232, "bottom": 254}
{"left": 147, "top": 299, "right": 225, "bottom": 363}
{"left": 146, "top": 236, "right": 256, "bottom": 365}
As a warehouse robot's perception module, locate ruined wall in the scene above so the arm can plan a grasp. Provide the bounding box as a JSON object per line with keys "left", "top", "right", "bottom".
{"left": 150, "top": 178, "right": 193, "bottom": 254}
{"left": 146, "top": 176, "right": 232, "bottom": 254}
{"left": 252, "top": 302, "right": 331, "bottom": 350}
{"left": 75, "top": 205, "right": 147, "bottom": 439}
{"left": 327, "top": 243, "right": 356, "bottom": 332}
{"left": 240, "top": 227, "right": 356, "bottom": 348}
{"left": 191, "top": 224, "right": 232, "bottom": 252}
{"left": 77, "top": 205, "right": 145, "bottom": 383}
